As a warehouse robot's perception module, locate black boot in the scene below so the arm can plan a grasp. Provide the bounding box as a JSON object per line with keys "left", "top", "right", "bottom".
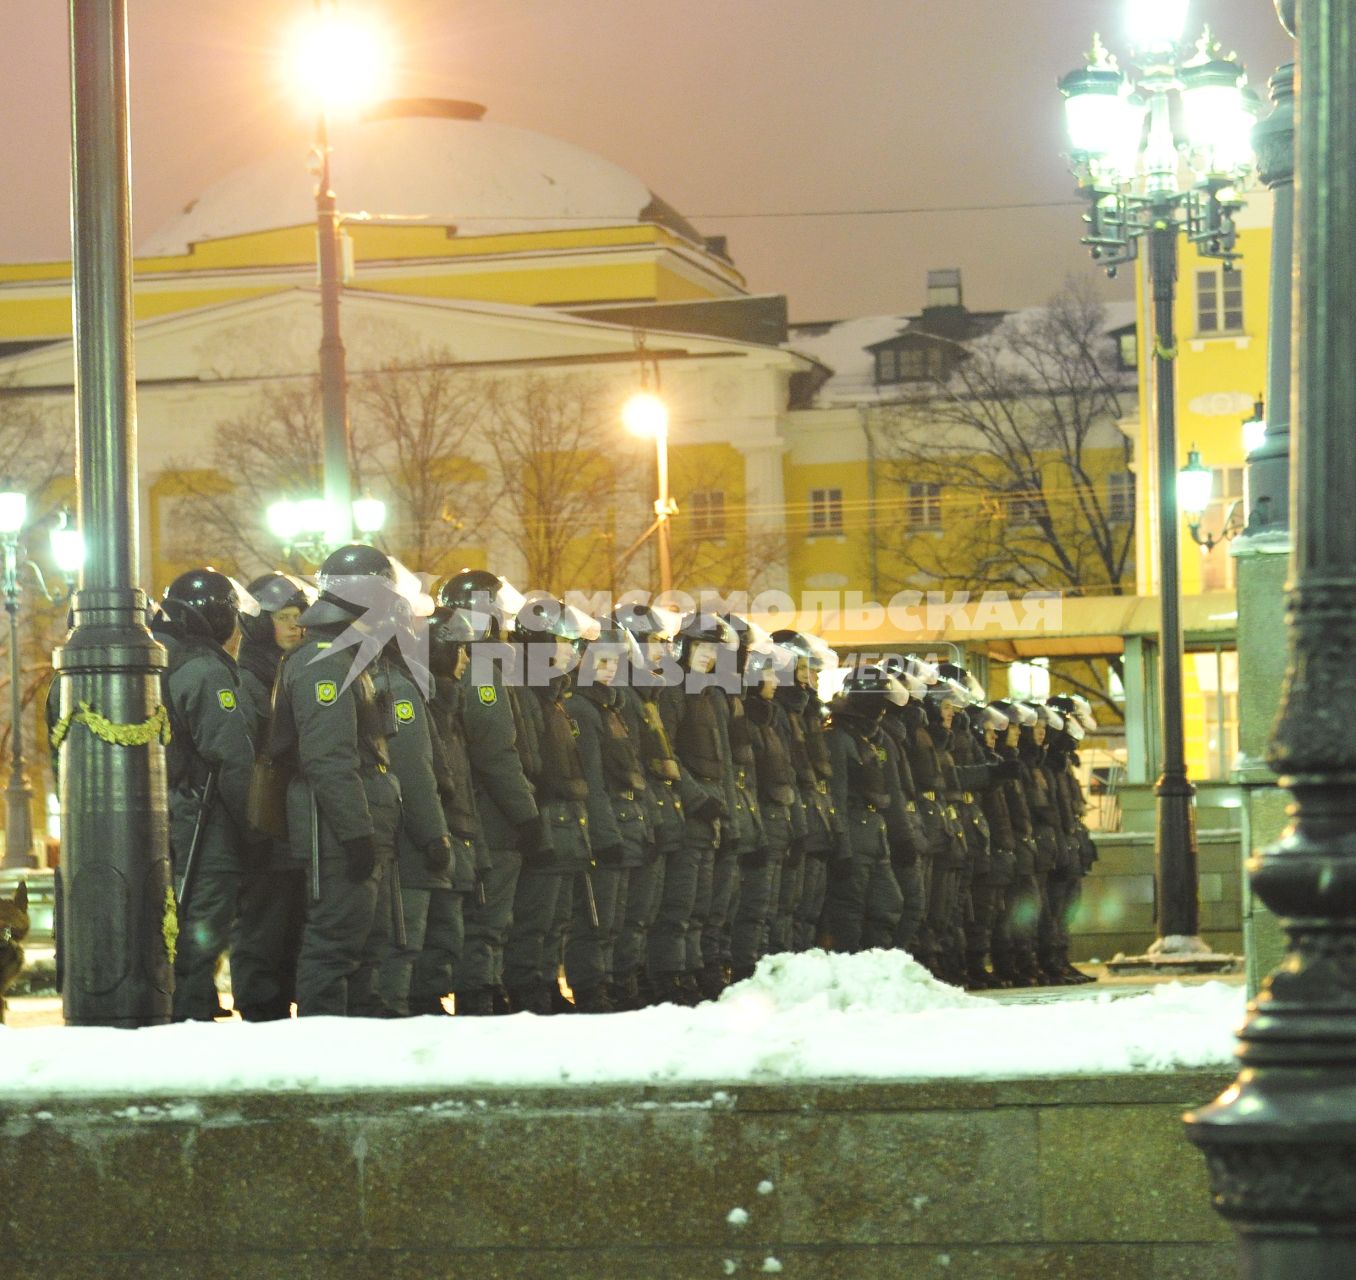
{"left": 698, "top": 963, "right": 728, "bottom": 1002}
{"left": 507, "top": 986, "right": 551, "bottom": 1015}
{"left": 453, "top": 989, "right": 495, "bottom": 1016}
{"left": 572, "top": 985, "right": 616, "bottom": 1014}
{"left": 409, "top": 995, "right": 451, "bottom": 1017}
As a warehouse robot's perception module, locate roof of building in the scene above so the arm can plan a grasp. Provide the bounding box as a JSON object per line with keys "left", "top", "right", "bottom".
{"left": 785, "top": 296, "right": 1137, "bottom": 407}
{"left": 139, "top": 98, "right": 709, "bottom": 257}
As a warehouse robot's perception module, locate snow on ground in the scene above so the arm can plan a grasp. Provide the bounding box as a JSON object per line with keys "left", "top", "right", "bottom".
{"left": 0, "top": 950, "right": 1244, "bottom": 1099}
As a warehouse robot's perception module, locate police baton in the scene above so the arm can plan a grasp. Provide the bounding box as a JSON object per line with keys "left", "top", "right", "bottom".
{"left": 390, "top": 857, "right": 408, "bottom": 950}
{"left": 176, "top": 766, "right": 220, "bottom": 912}
{"left": 308, "top": 789, "right": 321, "bottom": 905}
{"left": 582, "top": 868, "right": 600, "bottom": 930}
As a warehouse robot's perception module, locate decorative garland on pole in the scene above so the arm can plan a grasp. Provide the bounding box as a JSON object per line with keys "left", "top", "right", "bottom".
{"left": 49, "top": 701, "right": 171, "bottom": 750}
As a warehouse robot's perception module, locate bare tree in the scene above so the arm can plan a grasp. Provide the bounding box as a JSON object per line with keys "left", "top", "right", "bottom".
{"left": 350, "top": 350, "right": 492, "bottom": 576}
{"left": 876, "top": 279, "right": 1134, "bottom": 715}
{"left": 479, "top": 372, "right": 630, "bottom": 595}
{"left": 878, "top": 278, "right": 1133, "bottom": 599}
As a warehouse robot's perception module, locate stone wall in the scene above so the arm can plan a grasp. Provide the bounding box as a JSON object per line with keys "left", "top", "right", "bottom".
{"left": 0, "top": 1072, "right": 1236, "bottom": 1279}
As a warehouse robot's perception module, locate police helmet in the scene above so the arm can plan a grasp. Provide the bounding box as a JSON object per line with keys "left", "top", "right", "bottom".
{"left": 878, "top": 654, "right": 931, "bottom": 700}
{"left": 241, "top": 571, "right": 315, "bottom": 644}
{"left": 298, "top": 544, "right": 397, "bottom": 628}
{"left": 1024, "top": 702, "right": 1066, "bottom": 733}
{"left": 676, "top": 611, "right": 738, "bottom": 666}
{"left": 515, "top": 596, "right": 599, "bottom": 647}
{"left": 972, "top": 703, "right": 1010, "bottom": 736}
{"left": 770, "top": 629, "right": 838, "bottom": 672}
{"left": 583, "top": 618, "right": 645, "bottom": 673}
{"left": 1048, "top": 693, "right": 1097, "bottom": 733}
{"left": 1045, "top": 695, "right": 1087, "bottom": 742}
{"left": 935, "top": 662, "right": 986, "bottom": 706}
{"left": 163, "top": 568, "right": 259, "bottom": 645}
{"left": 989, "top": 698, "right": 1037, "bottom": 728}
{"left": 834, "top": 664, "right": 909, "bottom": 721}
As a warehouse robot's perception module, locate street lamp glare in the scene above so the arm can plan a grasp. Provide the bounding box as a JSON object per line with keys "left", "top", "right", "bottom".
{"left": 288, "top": 5, "right": 390, "bottom": 116}
{"left": 298, "top": 496, "right": 333, "bottom": 536}
{"left": 50, "top": 509, "right": 85, "bottom": 577}
{"left": 1127, "top": 0, "right": 1190, "bottom": 53}
{"left": 352, "top": 493, "right": 386, "bottom": 537}
{"left": 267, "top": 499, "right": 303, "bottom": 542}
{"left": 622, "top": 391, "right": 669, "bottom": 439}
{"left": 0, "top": 485, "right": 27, "bottom": 537}
{"left": 1178, "top": 448, "right": 1215, "bottom": 519}
{"left": 1181, "top": 58, "right": 1256, "bottom": 173}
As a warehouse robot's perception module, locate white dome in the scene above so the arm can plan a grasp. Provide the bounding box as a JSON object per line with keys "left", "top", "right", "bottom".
{"left": 140, "top": 100, "right": 702, "bottom": 257}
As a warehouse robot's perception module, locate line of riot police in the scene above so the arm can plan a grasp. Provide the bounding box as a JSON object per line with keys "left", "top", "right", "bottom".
{"left": 145, "top": 547, "right": 1101, "bottom": 1021}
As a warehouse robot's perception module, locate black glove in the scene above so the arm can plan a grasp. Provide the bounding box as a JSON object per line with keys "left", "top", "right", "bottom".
{"left": 342, "top": 835, "right": 378, "bottom": 884}
{"left": 593, "top": 843, "right": 624, "bottom": 865}
{"left": 739, "top": 846, "right": 769, "bottom": 870}
{"left": 515, "top": 814, "right": 547, "bottom": 854}
{"left": 828, "top": 853, "right": 856, "bottom": 883}
{"left": 992, "top": 758, "right": 1022, "bottom": 781}
{"left": 692, "top": 794, "right": 723, "bottom": 823}
{"left": 786, "top": 836, "right": 806, "bottom": 861}
{"left": 424, "top": 835, "right": 453, "bottom": 875}
{"left": 516, "top": 815, "right": 555, "bottom": 869}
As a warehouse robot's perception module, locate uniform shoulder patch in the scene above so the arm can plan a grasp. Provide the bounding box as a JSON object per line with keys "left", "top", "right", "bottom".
{"left": 394, "top": 699, "right": 415, "bottom": 723}
{"left": 217, "top": 689, "right": 237, "bottom": 711}
{"left": 315, "top": 680, "right": 338, "bottom": 706}
{"left": 477, "top": 685, "right": 497, "bottom": 706}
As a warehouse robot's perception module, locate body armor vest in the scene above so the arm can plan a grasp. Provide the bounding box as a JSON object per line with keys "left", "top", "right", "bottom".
{"left": 675, "top": 687, "right": 725, "bottom": 783}
{"left": 745, "top": 697, "right": 797, "bottom": 806}
{"left": 536, "top": 685, "right": 589, "bottom": 802}
{"left": 842, "top": 721, "right": 892, "bottom": 810}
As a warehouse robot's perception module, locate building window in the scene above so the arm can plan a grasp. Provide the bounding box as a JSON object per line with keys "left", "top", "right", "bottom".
{"left": 1193, "top": 649, "right": 1239, "bottom": 781}
{"left": 1200, "top": 467, "right": 1244, "bottom": 591}
{"left": 688, "top": 489, "right": 725, "bottom": 539}
{"left": 1196, "top": 266, "right": 1244, "bottom": 335}
{"left": 1108, "top": 472, "right": 1135, "bottom": 523}
{"left": 1008, "top": 491, "right": 1041, "bottom": 527}
{"left": 907, "top": 482, "right": 942, "bottom": 531}
{"left": 1007, "top": 658, "right": 1051, "bottom": 702}
{"left": 809, "top": 487, "right": 843, "bottom": 534}
{"left": 1117, "top": 331, "right": 1138, "bottom": 370}
{"left": 876, "top": 344, "right": 944, "bottom": 385}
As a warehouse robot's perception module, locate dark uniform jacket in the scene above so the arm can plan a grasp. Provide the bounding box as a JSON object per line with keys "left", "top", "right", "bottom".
{"left": 1019, "top": 739, "right": 1062, "bottom": 875}
{"left": 430, "top": 675, "right": 485, "bottom": 891}
{"left": 880, "top": 709, "right": 928, "bottom": 862}
{"left": 658, "top": 682, "right": 730, "bottom": 842}
{"left": 521, "top": 674, "right": 592, "bottom": 869}
{"left": 275, "top": 628, "right": 398, "bottom": 857}
{"left": 826, "top": 712, "right": 891, "bottom": 863}
{"left": 458, "top": 663, "right": 539, "bottom": 852}
{"left": 722, "top": 694, "right": 764, "bottom": 855}
{"left": 776, "top": 685, "right": 835, "bottom": 857}
{"left": 380, "top": 655, "right": 454, "bottom": 892}
{"left": 567, "top": 683, "right": 650, "bottom": 868}
{"left": 621, "top": 686, "right": 684, "bottom": 857}
{"left": 158, "top": 625, "right": 255, "bottom": 860}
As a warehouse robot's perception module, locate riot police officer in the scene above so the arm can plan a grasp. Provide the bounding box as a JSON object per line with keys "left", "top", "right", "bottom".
{"left": 653, "top": 613, "right": 736, "bottom": 1004}
{"left": 989, "top": 699, "right": 1043, "bottom": 986}
{"left": 231, "top": 570, "right": 314, "bottom": 1021}
{"left": 1020, "top": 702, "right": 1069, "bottom": 985}
{"left": 275, "top": 545, "right": 401, "bottom": 1017}
{"left": 820, "top": 665, "right": 905, "bottom": 953}
{"left": 438, "top": 570, "right": 546, "bottom": 1016}
{"left": 503, "top": 597, "right": 594, "bottom": 1013}
{"left": 155, "top": 569, "right": 261, "bottom": 1022}
{"left": 769, "top": 630, "right": 841, "bottom": 954}
{"left": 1045, "top": 694, "right": 1098, "bottom": 984}
{"left": 564, "top": 620, "right": 652, "bottom": 1010}
{"left": 375, "top": 600, "right": 459, "bottom": 1018}
{"left": 735, "top": 639, "right": 802, "bottom": 979}
{"left": 611, "top": 604, "right": 686, "bottom": 1008}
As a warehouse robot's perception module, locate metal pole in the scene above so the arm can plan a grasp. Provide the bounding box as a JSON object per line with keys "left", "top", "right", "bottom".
{"left": 1187, "top": 1, "right": 1356, "bottom": 1271}
{"left": 55, "top": 0, "right": 172, "bottom": 1026}
{"left": 655, "top": 431, "right": 673, "bottom": 598}
{"left": 1245, "top": 50, "right": 1296, "bottom": 535}
{"left": 316, "top": 111, "right": 353, "bottom": 549}
{"left": 2, "top": 548, "right": 35, "bottom": 870}
{"left": 1147, "top": 207, "right": 1201, "bottom": 945}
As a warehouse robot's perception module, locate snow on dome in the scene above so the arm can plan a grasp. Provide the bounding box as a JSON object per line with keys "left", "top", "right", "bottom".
{"left": 139, "top": 99, "right": 703, "bottom": 257}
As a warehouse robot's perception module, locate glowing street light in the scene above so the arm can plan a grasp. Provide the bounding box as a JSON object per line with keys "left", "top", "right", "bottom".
{"left": 622, "top": 391, "right": 669, "bottom": 440}
{"left": 285, "top": 3, "right": 390, "bottom": 116}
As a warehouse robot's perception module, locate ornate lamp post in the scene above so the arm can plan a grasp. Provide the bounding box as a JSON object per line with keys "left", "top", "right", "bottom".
{"left": 1186, "top": 1, "right": 1356, "bottom": 1273}
{"left": 621, "top": 339, "right": 677, "bottom": 598}
{"left": 1058, "top": 1, "right": 1257, "bottom": 969}
{"left": 0, "top": 493, "right": 84, "bottom": 869}
{"left": 266, "top": 491, "right": 385, "bottom": 568}
{"left": 57, "top": 0, "right": 174, "bottom": 1026}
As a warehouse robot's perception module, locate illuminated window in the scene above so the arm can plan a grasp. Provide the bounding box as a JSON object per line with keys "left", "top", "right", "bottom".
{"left": 1108, "top": 472, "right": 1135, "bottom": 523}
{"left": 1196, "top": 266, "right": 1244, "bottom": 335}
{"left": 1007, "top": 658, "right": 1051, "bottom": 702}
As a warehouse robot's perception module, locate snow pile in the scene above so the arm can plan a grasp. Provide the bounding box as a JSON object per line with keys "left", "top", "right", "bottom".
{"left": 0, "top": 951, "right": 1244, "bottom": 1098}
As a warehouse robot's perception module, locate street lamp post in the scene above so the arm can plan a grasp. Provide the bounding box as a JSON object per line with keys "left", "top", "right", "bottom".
{"left": 289, "top": 1, "right": 390, "bottom": 551}
{"left": 266, "top": 491, "right": 386, "bottom": 569}
{"left": 1186, "top": 1, "right": 1356, "bottom": 1272}
{"left": 1059, "top": 3, "right": 1257, "bottom": 969}
{"left": 622, "top": 389, "right": 675, "bottom": 598}
{"left": 0, "top": 494, "right": 85, "bottom": 870}
{"left": 56, "top": 0, "right": 173, "bottom": 1026}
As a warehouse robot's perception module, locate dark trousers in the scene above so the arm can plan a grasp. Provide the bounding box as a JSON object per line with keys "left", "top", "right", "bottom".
{"left": 231, "top": 865, "right": 306, "bottom": 1019}
{"left": 171, "top": 814, "right": 240, "bottom": 1021}
{"left": 504, "top": 867, "right": 567, "bottom": 992}
{"left": 453, "top": 845, "right": 520, "bottom": 997}
{"left": 650, "top": 828, "right": 710, "bottom": 976}
{"left": 616, "top": 852, "right": 664, "bottom": 980}
{"left": 565, "top": 864, "right": 629, "bottom": 995}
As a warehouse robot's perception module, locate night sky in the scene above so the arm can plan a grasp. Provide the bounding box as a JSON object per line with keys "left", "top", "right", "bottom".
{"left": 0, "top": 0, "right": 1294, "bottom": 321}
